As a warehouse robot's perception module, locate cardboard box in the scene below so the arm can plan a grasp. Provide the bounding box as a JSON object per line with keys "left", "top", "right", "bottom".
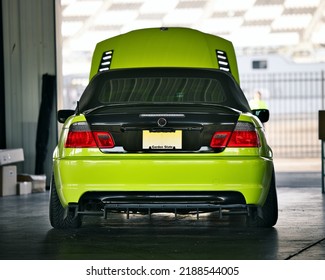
{"left": 0, "top": 149, "right": 24, "bottom": 166}
{"left": 17, "top": 181, "right": 32, "bottom": 195}
{"left": 0, "top": 165, "right": 17, "bottom": 196}
{"left": 17, "top": 174, "right": 46, "bottom": 193}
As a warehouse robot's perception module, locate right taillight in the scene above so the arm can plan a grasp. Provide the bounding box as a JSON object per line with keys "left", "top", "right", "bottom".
{"left": 92, "top": 131, "right": 115, "bottom": 148}
{"left": 210, "top": 122, "right": 260, "bottom": 149}
{"left": 65, "top": 122, "right": 115, "bottom": 149}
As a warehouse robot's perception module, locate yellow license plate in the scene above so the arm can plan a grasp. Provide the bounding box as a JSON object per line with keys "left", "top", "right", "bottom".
{"left": 142, "top": 130, "right": 182, "bottom": 149}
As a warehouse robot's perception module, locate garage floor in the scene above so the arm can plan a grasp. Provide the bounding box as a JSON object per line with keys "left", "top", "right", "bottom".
{"left": 0, "top": 160, "right": 324, "bottom": 260}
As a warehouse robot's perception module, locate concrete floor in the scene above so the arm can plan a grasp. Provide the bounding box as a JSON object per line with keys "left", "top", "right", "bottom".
{"left": 0, "top": 166, "right": 324, "bottom": 260}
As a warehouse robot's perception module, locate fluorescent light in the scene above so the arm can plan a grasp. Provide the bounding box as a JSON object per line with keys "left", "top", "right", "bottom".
{"left": 272, "top": 14, "right": 312, "bottom": 30}
{"left": 229, "top": 27, "right": 300, "bottom": 48}
{"left": 140, "top": 0, "right": 178, "bottom": 14}
{"left": 94, "top": 11, "right": 138, "bottom": 25}
{"left": 61, "top": 21, "right": 83, "bottom": 37}
{"left": 212, "top": 0, "right": 255, "bottom": 12}
{"left": 163, "top": 9, "right": 203, "bottom": 25}
{"left": 62, "top": 0, "right": 102, "bottom": 17}
{"left": 284, "top": 0, "right": 320, "bottom": 8}
{"left": 199, "top": 17, "right": 243, "bottom": 33}
{"left": 244, "top": 5, "right": 283, "bottom": 21}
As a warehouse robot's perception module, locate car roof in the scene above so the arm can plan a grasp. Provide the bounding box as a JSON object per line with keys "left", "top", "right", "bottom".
{"left": 89, "top": 27, "right": 240, "bottom": 84}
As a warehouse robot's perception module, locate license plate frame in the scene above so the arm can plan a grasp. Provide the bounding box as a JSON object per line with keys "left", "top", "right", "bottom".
{"left": 142, "top": 130, "right": 182, "bottom": 150}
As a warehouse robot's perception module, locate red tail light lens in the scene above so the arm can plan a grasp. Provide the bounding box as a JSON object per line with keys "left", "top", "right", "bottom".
{"left": 65, "top": 131, "right": 97, "bottom": 148}
{"left": 210, "top": 122, "right": 260, "bottom": 149}
{"left": 227, "top": 130, "right": 259, "bottom": 147}
{"left": 210, "top": 131, "right": 232, "bottom": 148}
{"left": 93, "top": 131, "right": 115, "bottom": 148}
{"left": 65, "top": 122, "right": 115, "bottom": 148}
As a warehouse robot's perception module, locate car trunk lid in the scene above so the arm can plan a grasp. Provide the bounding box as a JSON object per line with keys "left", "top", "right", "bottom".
{"left": 84, "top": 104, "right": 240, "bottom": 153}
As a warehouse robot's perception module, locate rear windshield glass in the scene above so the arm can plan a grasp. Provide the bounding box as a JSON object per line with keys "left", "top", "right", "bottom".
{"left": 78, "top": 68, "right": 250, "bottom": 112}
{"left": 98, "top": 77, "right": 226, "bottom": 104}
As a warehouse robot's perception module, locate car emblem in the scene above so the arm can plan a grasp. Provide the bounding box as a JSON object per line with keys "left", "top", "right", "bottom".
{"left": 157, "top": 118, "right": 167, "bottom": 127}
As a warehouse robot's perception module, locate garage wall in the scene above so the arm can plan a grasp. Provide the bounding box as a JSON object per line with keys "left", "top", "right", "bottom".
{"left": 0, "top": 2, "right": 5, "bottom": 149}
{"left": 2, "top": 0, "right": 56, "bottom": 181}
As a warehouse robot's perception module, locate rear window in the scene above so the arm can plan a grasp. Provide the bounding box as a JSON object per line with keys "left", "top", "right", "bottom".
{"left": 98, "top": 77, "right": 226, "bottom": 104}
{"left": 78, "top": 68, "right": 250, "bottom": 113}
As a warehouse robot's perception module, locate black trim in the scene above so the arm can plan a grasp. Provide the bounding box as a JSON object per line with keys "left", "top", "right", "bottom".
{"left": 77, "top": 191, "right": 246, "bottom": 212}
{"left": 98, "top": 50, "right": 113, "bottom": 72}
{"left": 80, "top": 191, "right": 245, "bottom": 203}
{"left": 216, "top": 50, "right": 231, "bottom": 73}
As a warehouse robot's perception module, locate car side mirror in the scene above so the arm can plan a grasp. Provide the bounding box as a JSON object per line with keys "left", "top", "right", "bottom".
{"left": 57, "top": 110, "right": 75, "bottom": 123}
{"left": 252, "top": 109, "right": 269, "bottom": 123}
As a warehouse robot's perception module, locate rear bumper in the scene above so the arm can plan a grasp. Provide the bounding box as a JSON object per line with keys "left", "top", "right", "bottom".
{"left": 53, "top": 153, "right": 273, "bottom": 208}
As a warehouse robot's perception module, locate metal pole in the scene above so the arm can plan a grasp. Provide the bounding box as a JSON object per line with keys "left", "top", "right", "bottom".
{"left": 321, "top": 71, "right": 325, "bottom": 194}
{"left": 322, "top": 141, "right": 325, "bottom": 194}
{"left": 321, "top": 70, "right": 325, "bottom": 110}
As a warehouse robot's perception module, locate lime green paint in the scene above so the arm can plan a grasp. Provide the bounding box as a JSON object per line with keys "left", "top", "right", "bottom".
{"left": 89, "top": 27, "right": 240, "bottom": 83}
{"left": 54, "top": 154, "right": 273, "bottom": 207}
{"left": 53, "top": 114, "right": 273, "bottom": 208}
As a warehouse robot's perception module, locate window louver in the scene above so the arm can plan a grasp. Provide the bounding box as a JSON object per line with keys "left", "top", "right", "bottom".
{"left": 216, "top": 50, "right": 230, "bottom": 73}
{"left": 98, "top": 50, "right": 113, "bottom": 72}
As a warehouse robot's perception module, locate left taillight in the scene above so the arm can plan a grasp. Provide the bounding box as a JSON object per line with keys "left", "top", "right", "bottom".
{"left": 210, "top": 122, "right": 260, "bottom": 149}
{"left": 65, "top": 122, "right": 115, "bottom": 148}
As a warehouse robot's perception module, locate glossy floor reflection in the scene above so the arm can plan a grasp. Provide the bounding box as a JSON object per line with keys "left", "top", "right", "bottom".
{"left": 0, "top": 171, "right": 324, "bottom": 260}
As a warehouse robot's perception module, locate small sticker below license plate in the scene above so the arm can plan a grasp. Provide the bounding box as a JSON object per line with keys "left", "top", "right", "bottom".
{"left": 142, "top": 130, "right": 182, "bottom": 150}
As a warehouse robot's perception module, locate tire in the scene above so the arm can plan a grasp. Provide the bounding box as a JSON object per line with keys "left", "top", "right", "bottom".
{"left": 49, "top": 175, "right": 82, "bottom": 229}
{"left": 247, "top": 171, "right": 278, "bottom": 227}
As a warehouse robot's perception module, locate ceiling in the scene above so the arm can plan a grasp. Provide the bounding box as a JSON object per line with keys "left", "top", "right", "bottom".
{"left": 60, "top": 0, "right": 325, "bottom": 74}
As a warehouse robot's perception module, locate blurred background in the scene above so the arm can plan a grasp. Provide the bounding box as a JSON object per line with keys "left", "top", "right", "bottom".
{"left": 59, "top": 0, "right": 325, "bottom": 159}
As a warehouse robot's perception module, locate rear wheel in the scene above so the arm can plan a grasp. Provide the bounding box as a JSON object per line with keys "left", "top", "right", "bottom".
{"left": 247, "top": 171, "right": 278, "bottom": 227}
{"left": 49, "top": 175, "right": 82, "bottom": 229}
